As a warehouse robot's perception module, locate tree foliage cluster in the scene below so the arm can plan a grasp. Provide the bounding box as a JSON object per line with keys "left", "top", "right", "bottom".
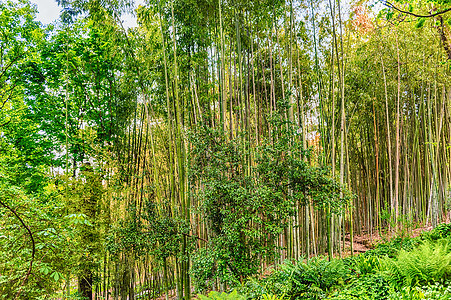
{"left": 189, "top": 119, "right": 349, "bottom": 289}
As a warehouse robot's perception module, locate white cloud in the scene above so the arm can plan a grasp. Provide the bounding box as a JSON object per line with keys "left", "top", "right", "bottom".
{"left": 29, "top": 0, "right": 61, "bottom": 25}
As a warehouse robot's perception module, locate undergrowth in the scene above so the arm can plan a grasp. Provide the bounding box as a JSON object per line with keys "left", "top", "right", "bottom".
{"left": 379, "top": 239, "right": 451, "bottom": 287}
{"left": 198, "top": 223, "right": 451, "bottom": 300}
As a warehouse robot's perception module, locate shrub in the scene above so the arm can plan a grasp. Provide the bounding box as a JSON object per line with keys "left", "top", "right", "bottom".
{"left": 387, "top": 282, "right": 451, "bottom": 300}
{"left": 261, "top": 294, "right": 286, "bottom": 300}
{"left": 328, "top": 273, "right": 390, "bottom": 300}
{"left": 236, "top": 276, "right": 269, "bottom": 299}
{"left": 380, "top": 239, "right": 451, "bottom": 287}
{"left": 265, "top": 257, "right": 349, "bottom": 300}
{"left": 198, "top": 290, "right": 247, "bottom": 300}
{"left": 191, "top": 246, "right": 239, "bottom": 292}
{"left": 341, "top": 252, "right": 381, "bottom": 278}
{"left": 421, "top": 223, "right": 451, "bottom": 241}
{"left": 366, "top": 237, "right": 419, "bottom": 258}
{"left": 189, "top": 121, "right": 350, "bottom": 289}
{"left": 355, "top": 254, "right": 381, "bottom": 275}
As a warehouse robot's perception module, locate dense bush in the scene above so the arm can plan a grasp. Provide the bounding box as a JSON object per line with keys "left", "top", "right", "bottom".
{"left": 198, "top": 290, "right": 247, "bottom": 300}
{"left": 387, "top": 282, "right": 451, "bottom": 300}
{"left": 328, "top": 273, "right": 390, "bottom": 300}
{"left": 365, "top": 237, "right": 419, "bottom": 258}
{"left": 379, "top": 239, "right": 451, "bottom": 287}
{"left": 236, "top": 277, "right": 269, "bottom": 299}
{"left": 189, "top": 122, "right": 350, "bottom": 289}
{"left": 242, "top": 257, "right": 350, "bottom": 300}
{"left": 353, "top": 254, "right": 381, "bottom": 276}
{"left": 216, "top": 227, "right": 451, "bottom": 300}
{"left": 421, "top": 223, "right": 451, "bottom": 241}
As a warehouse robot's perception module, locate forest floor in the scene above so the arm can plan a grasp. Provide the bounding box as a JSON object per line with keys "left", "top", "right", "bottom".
{"left": 342, "top": 224, "right": 434, "bottom": 255}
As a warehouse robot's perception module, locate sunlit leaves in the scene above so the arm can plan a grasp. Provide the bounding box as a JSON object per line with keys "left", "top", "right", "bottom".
{"left": 416, "top": 17, "right": 426, "bottom": 28}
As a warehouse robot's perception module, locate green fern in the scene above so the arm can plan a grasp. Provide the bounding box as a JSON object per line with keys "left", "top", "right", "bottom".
{"left": 261, "top": 293, "right": 286, "bottom": 300}
{"left": 380, "top": 239, "right": 451, "bottom": 287}
{"left": 356, "top": 254, "right": 381, "bottom": 275}
{"left": 198, "top": 290, "right": 247, "bottom": 300}
{"left": 267, "top": 257, "right": 347, "bottom": 299}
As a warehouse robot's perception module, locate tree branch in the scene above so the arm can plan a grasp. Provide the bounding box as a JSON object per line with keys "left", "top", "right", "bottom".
{"left": 181, "top": 232, "right": 208, "bottom": 242}
{"left": 381, "top": 0, "right": 451, "bottom": 18}
{"left": 0, "top": 198, "right": 36, "bottom": 299}
{"left": 0, "top": 118, "right": 11, "bottom": 127}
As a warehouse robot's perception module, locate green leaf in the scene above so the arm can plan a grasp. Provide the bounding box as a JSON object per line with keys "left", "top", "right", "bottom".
{"left": 416, "top": 18, "right": 426, "bottom": 28}
{"left": 50, "top": 271, "right": 63, "bottom": 282}
{"left": 39, "top": 264, "right": 52, "bottom": 275}
{"left": 386, "top": 11, "right": 394, "bottom": 20}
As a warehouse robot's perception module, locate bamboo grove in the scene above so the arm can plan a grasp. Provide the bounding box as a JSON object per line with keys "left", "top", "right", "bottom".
{"left": 0, "top": 0, "right": 450, "bottom": 298}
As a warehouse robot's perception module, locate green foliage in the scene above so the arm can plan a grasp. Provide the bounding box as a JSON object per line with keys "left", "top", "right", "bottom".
{"left": 0, "top": 0, "right": 50, "bottom": 194}
{"left": 243, "top": 238, "right": 451, "bottom": 300}
{"left": 106, "top": 190, "right": 193, "bottom": 288}
{"left": 261, "top": 293, "right": 286, "bottom": 300}
{"left": 189, "top": 123, "right": 288, "bottom": 287}
{"left": 2, "top": 0, "right": 451, "bottom": 298}
{"left": 421, "top": 223, "right": 451, "bottom": 241}
{"left": 329, "top": 238, "right": 451, "bottom": 299}
{"left": 107, "top": 203, "right": 190, "bottom": 260}
{"left": 262, "top": 257, "right": 349, "bottom": 300}
{"left": 0, "top": 2, "right": 123, "bottom": 296}
{"left": 198, "top": 290, "right": 247, "bottom": 300}
{"left": 354, "top": 254, "right": 381, "bottom": 275}
{"left": 236, "top": 276, "right": 270, "bottom": 299}
{"left": 379, "top": 240, "right": 451, "bottom": 287}
{"left": 191, "top": 245, "right": 241, "bottom": 291}
{"left": 0, "top": 184, "right": 80, "bottom": 298}
{"left": 415, "top": 18, "right": 426, "bottom": 28}
{"left": 366, "top": 237, "right": 419, "bottom": 258}
{"left": 0, "top": 3, "right": 87, "bottom": 297}
{"left": 189, "top": 119, "right": 350, "bottom": 289}
{"left": 387, "top": 282, "right": 451, "bottom": 300}
{"left": 328, "top": 274, "right": 390, "bottom": 300}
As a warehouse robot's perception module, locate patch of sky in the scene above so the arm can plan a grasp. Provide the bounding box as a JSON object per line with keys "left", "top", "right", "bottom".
{"left": 20, "top": 0, "right": 145, "bottom": 28}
